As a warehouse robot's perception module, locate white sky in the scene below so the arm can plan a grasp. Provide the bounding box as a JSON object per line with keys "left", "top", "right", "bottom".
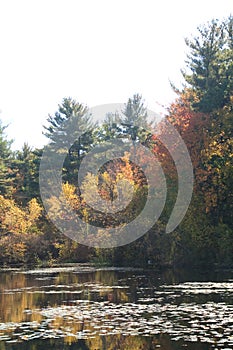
{"left": 0, "top": 0, "right": 232, "bottom": 150}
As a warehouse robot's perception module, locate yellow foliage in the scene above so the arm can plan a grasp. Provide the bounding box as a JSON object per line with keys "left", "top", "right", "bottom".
{"left": 62, "top": 182, "right": 81, "bottom": 209}
{"left": 0, "top": 195, "right": 42, "bottom": 235}
{"left": 28, "top": 198, "right": 43, "bottom": 223}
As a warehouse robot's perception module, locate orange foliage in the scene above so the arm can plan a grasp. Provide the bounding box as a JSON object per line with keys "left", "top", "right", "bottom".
{"left": 152, "top": 92, "right": 210, "bottom": 186}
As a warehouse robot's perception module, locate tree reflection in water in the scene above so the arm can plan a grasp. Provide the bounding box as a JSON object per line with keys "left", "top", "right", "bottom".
{"left": 0, "top": 266, "right": 232, "bottom": 350}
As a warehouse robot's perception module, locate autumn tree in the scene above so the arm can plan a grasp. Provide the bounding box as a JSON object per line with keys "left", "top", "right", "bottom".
{"left": 0, "top": 195, "right": 43, "bottom": 263}
{"left": 158, "top": 16, "right": 233, "bottom": 266}
{"left": 182, "top": 16, "right": 233, "bottom": 228}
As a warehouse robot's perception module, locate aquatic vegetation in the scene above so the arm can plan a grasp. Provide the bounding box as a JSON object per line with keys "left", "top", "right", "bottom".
{"left": 0, "top": 267, "right": 232, "bottom": 349}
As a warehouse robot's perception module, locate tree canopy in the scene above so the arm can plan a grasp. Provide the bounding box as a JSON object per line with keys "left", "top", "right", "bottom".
{"left": 0, "top": 16, "right": 232, "bottom": 267}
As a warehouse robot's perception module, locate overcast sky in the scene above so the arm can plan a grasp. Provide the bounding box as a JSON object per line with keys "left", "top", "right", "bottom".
{"left": 0, "top": 0, "right": 232, "bottom": 149}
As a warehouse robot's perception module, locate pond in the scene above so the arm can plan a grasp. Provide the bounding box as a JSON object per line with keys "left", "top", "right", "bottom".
{"left": 0, "top": 265, "right": 232, "bottom": 350}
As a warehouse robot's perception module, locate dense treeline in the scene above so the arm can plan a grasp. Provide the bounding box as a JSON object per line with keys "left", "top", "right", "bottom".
{"left": 0, "top": 16, "right": 232, "bottom": 267}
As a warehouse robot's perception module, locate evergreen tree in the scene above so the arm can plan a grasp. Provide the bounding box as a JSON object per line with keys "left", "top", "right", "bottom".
{"left": 12, "top": 144, "right": 42, "bottom": 204}
{"left": 0, "top": 120, "right": 13, "bottom": 195}
{"left": 183, "top": 16, "right": 233, "bottom": 112}
{"left": 43, "top": 97, "right": 95, "bottom": 184}
{"left": 121, "top": 94, "right": 151, "bottom": 143}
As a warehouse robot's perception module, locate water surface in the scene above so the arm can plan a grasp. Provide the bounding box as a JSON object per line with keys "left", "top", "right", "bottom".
{"left": 0, "top": 265, "right": 232, "bottom": 350}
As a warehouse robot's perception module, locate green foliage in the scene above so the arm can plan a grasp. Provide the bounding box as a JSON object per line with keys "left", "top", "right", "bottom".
{"left": 43, "top": 97, "right": 95, "bottom": 185}
{"left": 0, "top": 14, "right": 232, "bottom": 267}
{"left": 12, "top": 144, "right": 42, "bottom": 204}
{"left": 121, "top": 94, "right": 152, "bottom": 144}
{"left": 183, "top": 16, "right": 233, "bottom": 112}
{"left": 0, "top": 121, "right": 13, "bottom": 195}
{"left": 215, "top": 223, "right": 233, "bottom": 265}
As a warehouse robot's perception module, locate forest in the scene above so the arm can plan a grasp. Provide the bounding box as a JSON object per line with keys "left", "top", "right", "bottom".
{"left": 0, "top": 16, "right": 232, "bottom": 268}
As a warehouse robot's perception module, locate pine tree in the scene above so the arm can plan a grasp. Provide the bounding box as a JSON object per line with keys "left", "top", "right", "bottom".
{"left": 12, "top": 144, "right": 42, "bottom": 204}
{"left": 122, "top": 94, "right": 147, "bottom": 140}
{"left": 43, "top": 97, "right": 95, "bottom": 184}
{"left": 183, "top": 16, "right": 233, "bottom": 112}
{"left": 0, "top": 120, "right": 13, "bottom": 195}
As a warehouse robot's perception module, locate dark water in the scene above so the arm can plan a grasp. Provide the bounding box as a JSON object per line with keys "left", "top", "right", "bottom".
{"left": 0, "top": 265, "right": 232, "bottom": 350}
